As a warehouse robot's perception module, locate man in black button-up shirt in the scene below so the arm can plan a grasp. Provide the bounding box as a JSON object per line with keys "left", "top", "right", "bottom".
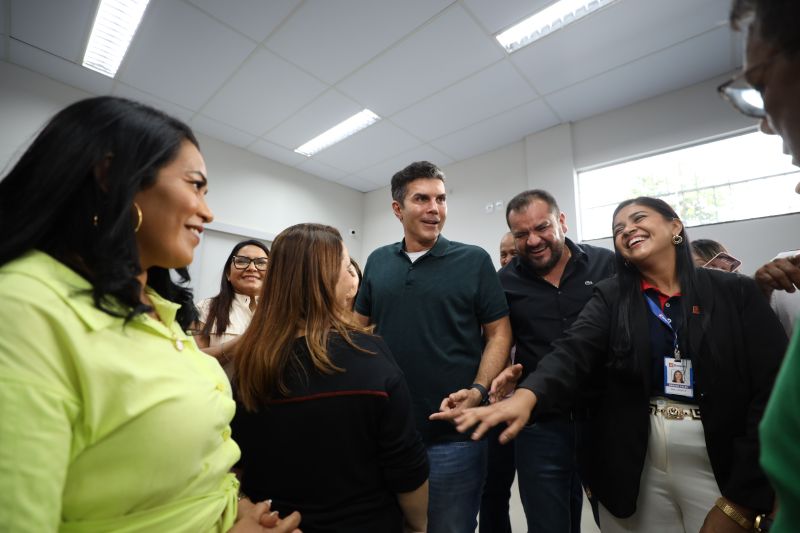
{"left": 499, "top": 189, "right": 614, "bottom": 533}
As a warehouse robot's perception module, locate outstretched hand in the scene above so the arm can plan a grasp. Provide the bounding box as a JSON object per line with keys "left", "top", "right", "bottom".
{"left": 489, "top": 363, "right": 523, "bottom": 403}
{"left": 430, "top": 387, "right": 484, "bottom": 425}
{"left": 431, "top": 388, "right": 538, "bottom": 444}
{"left": 754, "top": 255, "right": 800, "bottom": 297}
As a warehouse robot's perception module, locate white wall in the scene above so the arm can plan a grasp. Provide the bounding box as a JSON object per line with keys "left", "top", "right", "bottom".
{"left": 442, "top": 142, "right": 528, "bottom": 254}
{"left": 525, "top": 123, "right": 579, "bottom": 232}
{"left": 361, "top": 72, "right": 800, "bottom": 274}
{"left": 361, "top": 185, "right": 398, "bottom": 261}
{"left": 0, "top": 62, "right": 93, "bottom": 174}
{"left": 197, "top": 134, "right": 363, "bottom": 254}
{"left": 586, "top": 214, "right": 800, "bottom": 276}
{"left": 571, "top": 73, "right": 758, "bottom": 170}
{"left": 4, "top": 58, "right": 798, "bottom": 279}
{"left": 192, "top": 133, "right": 364, "bottom": 296}
{"left": 361, "top": 142, "right": 528, "bottom": 268}
{"left": 0, "top": 60, "right": 364, "bottom": 297}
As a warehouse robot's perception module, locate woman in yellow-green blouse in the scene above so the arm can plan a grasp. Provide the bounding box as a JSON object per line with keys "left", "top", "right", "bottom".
{"left": 0, "top": 97, "right": 300, "bottom": 533}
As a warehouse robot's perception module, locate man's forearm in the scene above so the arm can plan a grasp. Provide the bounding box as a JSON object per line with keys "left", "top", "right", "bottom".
{"left": 473, "top": 316, "right": 512, "bottom": 387}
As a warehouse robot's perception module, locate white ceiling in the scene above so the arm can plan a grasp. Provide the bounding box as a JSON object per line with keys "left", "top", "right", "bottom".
{"left": 1, "top": 0, "right": 743, "bottom": 192}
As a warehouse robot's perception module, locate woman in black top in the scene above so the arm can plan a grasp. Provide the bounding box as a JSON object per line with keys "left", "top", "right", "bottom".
{"left": 232, "top": 223, "right": 429, "bottom": 533}
{"left": 433, "top": 197, "right": 784, "bottom": 533}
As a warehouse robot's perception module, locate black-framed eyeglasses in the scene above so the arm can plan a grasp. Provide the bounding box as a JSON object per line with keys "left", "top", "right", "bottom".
{"left": 232, "top": 256, "right": 268, "bottom": 271}
{"left": 717, "top": 64, "right": 768, "bottom": 119}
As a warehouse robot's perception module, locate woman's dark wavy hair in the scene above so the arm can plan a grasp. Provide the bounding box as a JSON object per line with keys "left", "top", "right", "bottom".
{"left": 0, "top": 96, "right": 200, "bottom": 329}
{"left": 200, "top": 239, "right": 270, "bottom": 337}
{"left": 610, "top": 197, "right": 697, "bottom": 370}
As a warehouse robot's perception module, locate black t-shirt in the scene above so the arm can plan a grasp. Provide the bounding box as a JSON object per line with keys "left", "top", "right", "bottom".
{"left": 499, "top": 239, "right": 614, "bottom": 420}
{"left": 232, "top": 332, "right": 428, "bottom": 533}
{"left": 499, "top": 239, "right": 615, "bottom": 414}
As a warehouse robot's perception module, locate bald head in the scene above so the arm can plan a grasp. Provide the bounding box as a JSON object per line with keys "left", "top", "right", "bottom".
{"left": 499, "top": 232, "right": 517, "bottom": 267}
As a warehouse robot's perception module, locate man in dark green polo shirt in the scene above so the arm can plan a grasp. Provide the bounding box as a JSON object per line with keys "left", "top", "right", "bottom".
{"left": 355, "top": 161, "right": 511, "bottom": 533}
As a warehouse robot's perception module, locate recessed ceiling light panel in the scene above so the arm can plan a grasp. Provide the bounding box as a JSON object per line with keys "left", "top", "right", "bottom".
{"left": 295, "top": 109, "right": 381, "bottom": 157}
{"left": 83, "top": 0, "right": 150, "bottom": 78}
{"left": 496, "top": 0, "right": 618, "bottom": 53}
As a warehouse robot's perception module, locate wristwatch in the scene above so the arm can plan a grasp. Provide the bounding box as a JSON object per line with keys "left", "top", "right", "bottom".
{"left": 469, "top": 383, "right": 490, "bottom": 405}
{"left": 754, "top": 514, "right": 773, "bottom": 532}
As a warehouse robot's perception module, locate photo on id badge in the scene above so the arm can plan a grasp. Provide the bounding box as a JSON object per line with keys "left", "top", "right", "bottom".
{"left": 664, "top": 357, "right": 693, "bottom": 397}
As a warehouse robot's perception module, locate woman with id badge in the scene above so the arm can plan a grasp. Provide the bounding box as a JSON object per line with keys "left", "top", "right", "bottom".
{"left": 436, "top": 197, "right": 785, "bottom": 533}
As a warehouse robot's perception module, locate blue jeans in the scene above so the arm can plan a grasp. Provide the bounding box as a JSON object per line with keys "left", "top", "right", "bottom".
{"left": 515, "top": 418, "right": 582, "bottom": 533}
{"left": 427, "top": 439, "right": 488, "bottom": 533}
{"left": 479, "top": 424, "right": 516, "bottom": 533}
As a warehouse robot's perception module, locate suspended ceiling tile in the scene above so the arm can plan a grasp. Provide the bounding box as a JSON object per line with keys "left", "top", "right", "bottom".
{"left": 10, "top": 0, "right": 94, "bottom": 62}
{"left": 392, "top": 60, "right": 537, "bottom": 142}
{"left": 191, "top": 114, "right": 257, "bottom": 149}
{"left": 249, "top": 139, "right": 308, "bottom": 168}
{"left": 202, "top": 47, "right": 326, "bottom": 136}
{"left": 431, "top": 99, "right": 559, "bottom": 161}
{"left": 511, "top": 0, "right": 731, "bottom": 95}
{"left": 297, "top": 157, "right": 349, "bottom": 181}
{"left": 263, "top": 89, "right": 362, "bottom": 150}
{"left": 112, "top": 82, "right": 195, "bottom": 123}
{"left": 355, "top": 144, "right": 455, "bottom": 186}
{"left": 187, "top": 0, "right": 300, "bottom": 42}
{"left": 266, "top": 0, "right": 451, "bottom": 85}
{"left": 9, "top": 40, "right": 113, "bottom": 95}
{"left": 0, "top": 0, "right": 7, "bottom": 36}
{"left": 118, "top": 1, "right": 256, "bottom": 110}
{"left": 462, "top": 0, "right": 552, "bottom": 34}
{"left": 2, "top": 0, "right": 747, "bottom": 188}
{"left": 311, "top": 119, "right": 421, "bottom": 173}
{"left": 338, "top": 174, "right": 379, "bottom": 193}
{"left": 337, "top": 5, "right": 505, "bottom": 116}
{"left": 545, "top": 26, "right": 734, "bottom": 123}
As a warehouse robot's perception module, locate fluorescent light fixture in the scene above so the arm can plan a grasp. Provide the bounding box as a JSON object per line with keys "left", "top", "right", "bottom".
{"left": 496, "top": 0, "right": 618, "bottom": 53}
{"left": 295, "top": 109, "right": 380, "bottom": 157}
{"left": 83, "top": 0, "right": 150, "bottom": 77}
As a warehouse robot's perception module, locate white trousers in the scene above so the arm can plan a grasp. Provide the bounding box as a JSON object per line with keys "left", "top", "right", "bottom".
{"left": 598, "top": 408, "right": 720, "bottom": 532}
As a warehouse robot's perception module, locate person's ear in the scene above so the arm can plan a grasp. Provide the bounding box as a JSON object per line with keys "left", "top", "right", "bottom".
{"left": 558, "top": 211, "right": 568, "bottom": 234}
{"left": 671, "top": 218, "right": 684, "bottom": 237}
{"left": 392, "top": 200, "right": 403, "bottom": 221}
{"left": 93, "top": 153, "right": 113, "bottom": 192}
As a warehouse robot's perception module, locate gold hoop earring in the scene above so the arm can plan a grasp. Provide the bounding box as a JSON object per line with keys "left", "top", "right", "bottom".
{"left": 133, "top": 202, "right": 143, "bottom": 233}
{"left": 672, "top": 234, "right": 683, "bottom": 245}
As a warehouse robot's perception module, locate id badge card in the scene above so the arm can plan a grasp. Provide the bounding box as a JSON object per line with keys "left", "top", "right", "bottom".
{"left": 664, "top": 357, "right": 693, "bottom": 397}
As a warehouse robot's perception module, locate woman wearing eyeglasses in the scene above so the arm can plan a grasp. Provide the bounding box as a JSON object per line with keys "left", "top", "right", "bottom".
{"left": 195, "top": 240, "right": 270, "bottom": 373}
